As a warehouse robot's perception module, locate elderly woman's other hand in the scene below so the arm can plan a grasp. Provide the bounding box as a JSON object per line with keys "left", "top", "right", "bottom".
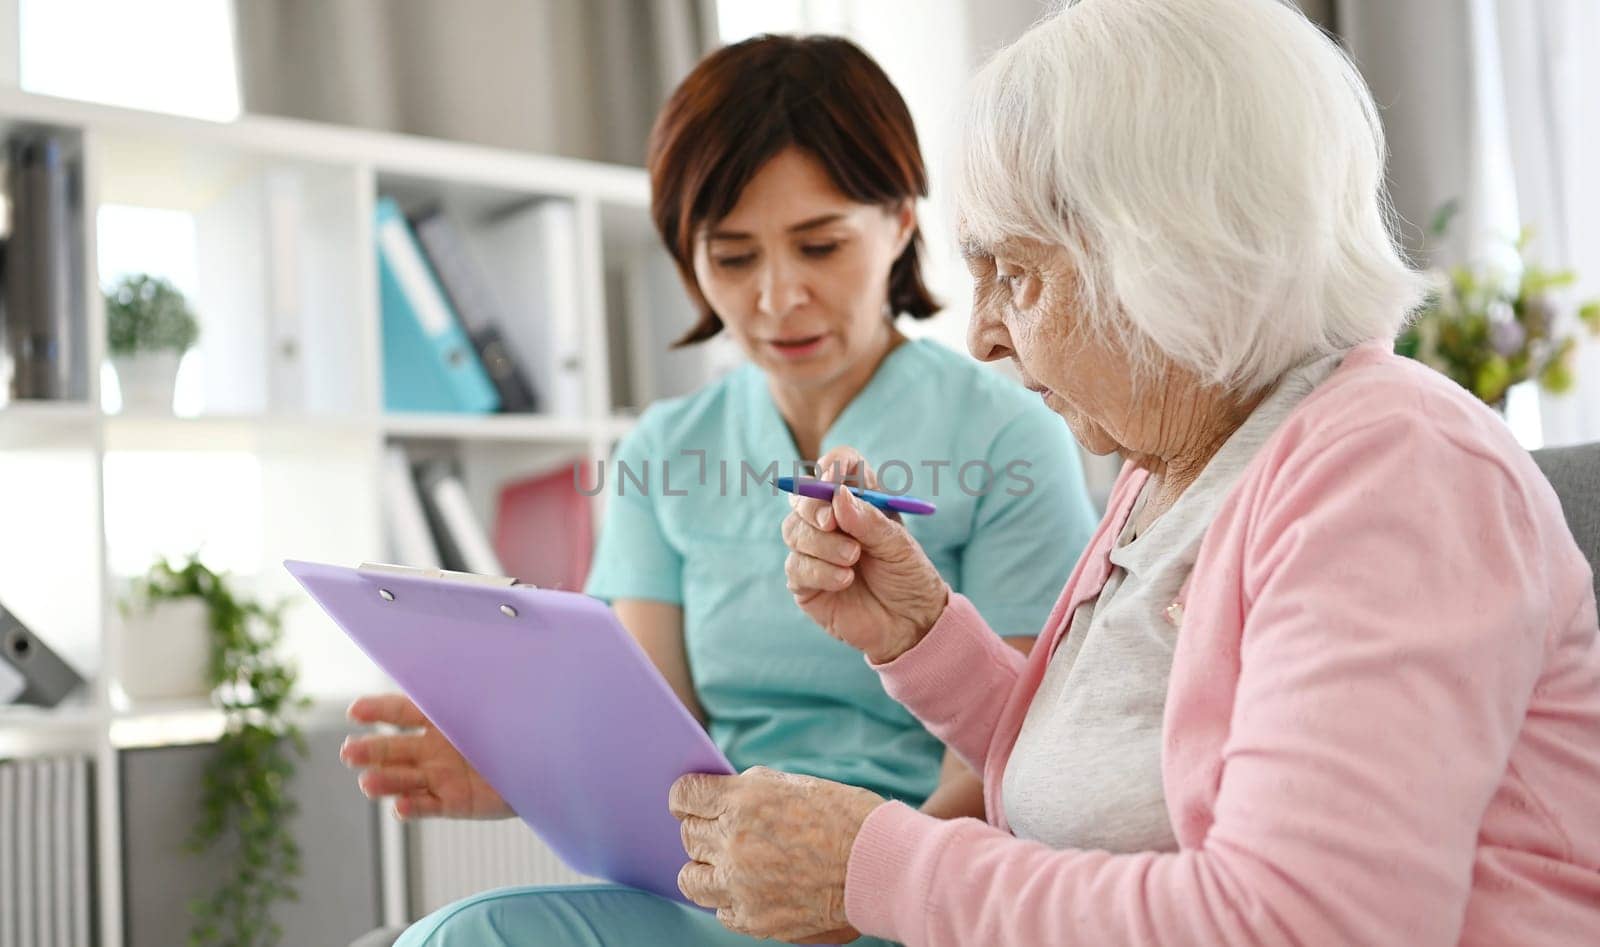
{"left": 671, "top": 766, "right": 884, "bottom": 942}
{"left": 782, "top": 446, "right": 951, "bottom": 664}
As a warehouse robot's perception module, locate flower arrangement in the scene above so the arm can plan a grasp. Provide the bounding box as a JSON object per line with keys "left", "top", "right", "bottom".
{"left": 1396, "top": 205, "right": 1600, "bottom": 408}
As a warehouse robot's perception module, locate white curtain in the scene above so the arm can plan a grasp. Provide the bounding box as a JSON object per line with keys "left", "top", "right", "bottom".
{"left": 1496, "top": 0, "right": 1600, "bottom": 446}
{"left": 1339, "top": 0, "right": 1600, "bottom": 447}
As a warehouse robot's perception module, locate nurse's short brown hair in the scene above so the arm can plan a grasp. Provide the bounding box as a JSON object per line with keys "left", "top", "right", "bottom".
{"left": 647, "top": 34, "right": 940, "bottom": 346}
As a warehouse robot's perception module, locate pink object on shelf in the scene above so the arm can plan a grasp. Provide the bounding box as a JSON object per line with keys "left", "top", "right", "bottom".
{"left": 493, "top": 463, "right": 595, "bottom": 591}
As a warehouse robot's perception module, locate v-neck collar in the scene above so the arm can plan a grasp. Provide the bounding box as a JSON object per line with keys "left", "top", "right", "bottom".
{"left": 745, "top": 338, "right": 924, "bottom": 466}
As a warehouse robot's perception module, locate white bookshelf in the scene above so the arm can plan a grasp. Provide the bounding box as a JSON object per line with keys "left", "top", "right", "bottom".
{"left": 0, "top": 87, "right": 712, "bottom": 944}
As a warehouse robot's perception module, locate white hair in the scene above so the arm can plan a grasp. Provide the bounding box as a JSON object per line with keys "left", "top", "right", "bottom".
{"left": 955, "top": 0, "right": 1432, "bottom": 393}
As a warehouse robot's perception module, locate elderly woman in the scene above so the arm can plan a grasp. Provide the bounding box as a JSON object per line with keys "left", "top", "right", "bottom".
{"left": 672, "top": 0, "right": 1600, "bottom": 943}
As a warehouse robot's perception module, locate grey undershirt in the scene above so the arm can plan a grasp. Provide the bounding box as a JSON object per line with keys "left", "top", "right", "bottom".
{"left": 1002, "top": 351, "right": 1344, "bottom": 853}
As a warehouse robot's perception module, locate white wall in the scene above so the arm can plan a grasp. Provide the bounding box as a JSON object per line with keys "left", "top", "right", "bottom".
{"left": 0, "top": 0, "right": 18, "bottom": 87}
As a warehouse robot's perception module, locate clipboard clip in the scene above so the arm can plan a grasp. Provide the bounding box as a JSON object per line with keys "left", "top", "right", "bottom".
{"left": 357, "top": 562, "right": 526, "bottom": 588}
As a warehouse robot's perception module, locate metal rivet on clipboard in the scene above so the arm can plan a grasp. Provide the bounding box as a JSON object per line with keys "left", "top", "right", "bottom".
{"left": 499, "top": 605, "right": 518, "bottom": 618}
{"left": 379, "top": 589, "right": 395, "bottom": 602}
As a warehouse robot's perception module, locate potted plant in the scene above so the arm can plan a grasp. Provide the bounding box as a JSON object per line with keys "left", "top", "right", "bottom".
{"left": 104, "top": 273, "right": 200, "bottom": 413}
{"left": 1397, "top": 204, "right": 1600, "bottom": 410}
{"left": 123, "top": 554, "right": 308, "bottom": 946}
{"left": 117, "top": 583, "right": 212, "bottom": 701}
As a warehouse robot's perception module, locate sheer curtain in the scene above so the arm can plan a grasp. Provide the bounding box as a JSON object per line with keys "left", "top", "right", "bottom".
{"left": 1339, "top": 0, "right": 1600, "bottom": 447}
{"left": 1496, "top": 0, "right": 1600, "bottom": 446}
{"left": 232, "top": 0, "right": 714, "bottom": 165}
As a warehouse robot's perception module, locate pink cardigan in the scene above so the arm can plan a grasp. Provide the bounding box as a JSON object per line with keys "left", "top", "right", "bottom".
{"left": 844, "top": 342, "right": 1600, "bottom": 945}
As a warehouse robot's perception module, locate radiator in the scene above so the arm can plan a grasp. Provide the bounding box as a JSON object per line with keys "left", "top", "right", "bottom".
{"left": 0, "top": 755, "right": 94, "bottom": 947}
{"left": 407, "top": 818, "right": 591, "bottom": 916}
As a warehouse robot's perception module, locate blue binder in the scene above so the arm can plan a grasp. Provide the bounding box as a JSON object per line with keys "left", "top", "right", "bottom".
{"left": 375, "top": 197, "right": 500, "bottom": 414}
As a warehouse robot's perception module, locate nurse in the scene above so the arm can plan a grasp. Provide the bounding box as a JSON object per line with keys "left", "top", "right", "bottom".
{"left": 344, "top": 34, "right": 1097, "bottom": 945}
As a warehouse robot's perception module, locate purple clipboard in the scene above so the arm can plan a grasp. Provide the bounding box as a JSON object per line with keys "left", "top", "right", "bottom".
{"left": 285, "top": 559, "right": 733, "bottom": 907}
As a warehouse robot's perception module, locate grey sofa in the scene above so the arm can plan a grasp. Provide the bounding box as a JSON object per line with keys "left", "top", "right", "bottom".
{"left": 1532, "top": 442, "right": 1600, "bottom": 605}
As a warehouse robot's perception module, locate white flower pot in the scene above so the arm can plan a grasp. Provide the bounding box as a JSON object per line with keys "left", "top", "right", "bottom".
{"left": 111, "top": 350, "right": 183, "bottom": 414}
{"left": 116, "top": 598, "right": 213, "bottom": 702}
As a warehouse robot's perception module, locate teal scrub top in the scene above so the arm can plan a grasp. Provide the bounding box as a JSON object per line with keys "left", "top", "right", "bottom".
{"left": 584, "top": 338, "right": 1097, "bottom": 805}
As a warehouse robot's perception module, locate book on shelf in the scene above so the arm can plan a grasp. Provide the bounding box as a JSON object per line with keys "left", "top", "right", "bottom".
{"left": 411, "top": 207, "right": 541, "bottom": 414}
{"left": 263, "top": 169, "right": 310, "bottom": 414}
{"left": 493, "top": 465, "right": 594, "bottom": 592}
{"left": 385, "top": 448, "right": 596, "bottom": 588}
{"left": 474, "top": 199, "right": 586, "bottom": 419}
{"left": 415, "top": 459, "right": 505, "bottom": 577}
{"left": 382, "top": 445, "right": 444, "bottom": 571}
{"left": 412, "top": 459, "right": 466, "bottom": 572}
{"left": 2, "top": 134, "right": 83, "bottom": 402}
{"left": 374, "top": 197, "right": 500, "bottom": 415}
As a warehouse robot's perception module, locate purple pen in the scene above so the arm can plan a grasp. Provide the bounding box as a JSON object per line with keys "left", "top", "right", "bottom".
{"left": 773, "top": 476, "right": 937, "bottom": 516}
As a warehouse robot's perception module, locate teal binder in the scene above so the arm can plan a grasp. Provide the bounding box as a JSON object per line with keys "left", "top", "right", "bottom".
{"left": 375, "top": 197, "right": 500, "bottom": 414}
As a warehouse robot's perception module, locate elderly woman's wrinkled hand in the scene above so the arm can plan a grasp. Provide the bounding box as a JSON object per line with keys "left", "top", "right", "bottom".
{"left": 671, "top": 766, "right": 884, "bottom": 943}
{"left": 782, "top": 446, "right": 951, "bottom": 664}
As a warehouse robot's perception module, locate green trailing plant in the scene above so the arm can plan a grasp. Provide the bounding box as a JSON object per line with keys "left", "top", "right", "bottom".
{"left": 104, "top": 274, "right": 201, "bottom": 357}
{"left": 127, "top": 554, "right": 308, "bottom": 947}
{"left": 1396, "top": 201, "right": 1600, "bottom": 407}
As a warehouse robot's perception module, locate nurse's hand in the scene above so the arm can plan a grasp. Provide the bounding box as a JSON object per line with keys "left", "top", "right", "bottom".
{"left": 341, "top": 693, "right": 513, "bottom": 820}
{"left": 783, "top": 446, "right": 949, "bottom": 664}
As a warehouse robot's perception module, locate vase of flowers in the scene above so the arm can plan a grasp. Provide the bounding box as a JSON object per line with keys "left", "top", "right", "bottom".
{"left": 104, "top": 274, "right": 200, "bottom": 414}
{"left": 1397, "top": 207, "right": 1600, "bottom": 412}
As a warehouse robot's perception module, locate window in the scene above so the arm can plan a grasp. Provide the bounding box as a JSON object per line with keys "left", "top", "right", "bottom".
{"left": 19, "top": 0, "right": 241, "bottom": 121}
{"left": 716, "top": 0, "right": 850, "bottom": 42}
